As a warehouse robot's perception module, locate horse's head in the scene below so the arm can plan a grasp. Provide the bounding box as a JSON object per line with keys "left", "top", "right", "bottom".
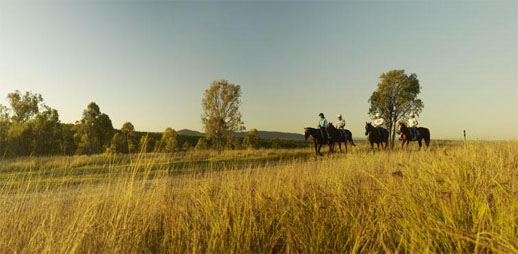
{"left": 397, "top": 122, "right": 405, "bottom": 134}
{"left": 304, "top": 128, "right": 311, "bottom": 141}
{"left": 365, "top": 122, "right": 372, "bottom": 136}
{"left": 326, "top": 122, "right": 335, "bottom": 130}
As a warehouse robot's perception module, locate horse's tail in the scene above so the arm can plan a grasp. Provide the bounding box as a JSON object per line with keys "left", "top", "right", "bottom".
{"left": 349, "top": 136, "right": 356, "bottom": 146}
{"left": 346, "top": 130, "right": 356, "bottom": 146}
{"left": 420, "top": 127, "right": 431, "bottom": 146}
{"left": 425, "top": 128, "right": 431, "bottom": 146}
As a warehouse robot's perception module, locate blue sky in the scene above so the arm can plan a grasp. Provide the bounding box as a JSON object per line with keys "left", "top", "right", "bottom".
{"left": 0, "top": 0, "right": 516, "bottom": 139}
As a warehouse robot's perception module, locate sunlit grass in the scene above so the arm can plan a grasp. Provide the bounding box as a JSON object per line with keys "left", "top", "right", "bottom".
{"left": 0, "top": 141, "right": 516, "bottom": 253}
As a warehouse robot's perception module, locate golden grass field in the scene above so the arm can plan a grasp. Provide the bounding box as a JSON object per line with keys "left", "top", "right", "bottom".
{"left": 0, "top": 141, "right": 517, "bottom": 253}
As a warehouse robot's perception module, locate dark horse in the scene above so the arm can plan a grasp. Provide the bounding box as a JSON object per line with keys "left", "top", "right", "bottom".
{"left": 304, "top": 127, "right": 331, "bottom": 156}
{"left": 365, "top": 122, "right": 389, "bottom": 151}
{"left": 397, "top": 122, "right": 431, "bottom": 150}
{"left": 326, "top": 123, "right": 356, "bottom": 153}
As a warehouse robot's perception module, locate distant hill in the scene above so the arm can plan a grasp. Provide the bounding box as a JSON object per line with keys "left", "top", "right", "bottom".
{"left": 177, "top": 129, "right": 305, "bottom": 141}
{"left": 177, "top": 129, "right": 205, "bottom": 137}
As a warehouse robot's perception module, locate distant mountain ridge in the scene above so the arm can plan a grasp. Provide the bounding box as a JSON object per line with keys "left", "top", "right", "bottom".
{"left": 177, "top": 129, "right": 305, "bottom": 141}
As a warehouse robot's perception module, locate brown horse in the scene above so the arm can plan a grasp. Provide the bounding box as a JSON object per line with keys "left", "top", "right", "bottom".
{"left": 304, "top": 127, "right": 331, "bottom": 156}
{"left": 397, "top": 122, "right": 431, "bottom": 150}
{"left": 326, "top": 123, "right": 356, "bottom": 153}
{"left": 365, "top": 122, "right": 389, "bottom": 151}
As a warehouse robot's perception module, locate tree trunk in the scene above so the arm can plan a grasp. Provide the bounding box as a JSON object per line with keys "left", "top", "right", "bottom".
{"left": 391, "top": 115, "right": 397, "bottom": 149}
{"left": 391, "top": 124, "right": 396, "bottom": 149}
{"left": 387, "top": 121, "right": 392, "bottom": 147}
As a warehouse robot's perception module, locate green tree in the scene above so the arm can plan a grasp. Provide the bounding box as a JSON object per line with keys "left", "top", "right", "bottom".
{"left": 31, "top": 108, "right": 61, "bottom": 155}
{"left": 157, "top": 128, "right": 178, "bottom": 153}
{"left": 60, "top": 124, "right": 77, "bottom": 155}
{"left": 7, "top": 90, "right": 45, "bottom": 122}
{"left": 6, "top": 121, "right": 33, "bottom": 156}
{"left": 3, "top": 91, "right": 64, "bottom": 156}
{"left": 201, "top": 79, "right": 245, "bottom": 153}
{"left": 194, "top": 138, "right": 207, "bottom": 151}
{"left": 368, "top": 69, "right": 423, "bottom": 148}
{"left": 76, "top": 102, "right": 114, "bottom": 154}
{"left": 109, "top": 133, "right": 125, "bottom": 154}
{"left": 0, "top": 104, "right": 10, "bottom": 156}
{"left": 243, "top": 128, "right": 259, "bottom": 149}
{"left": 121, "top": 122, "right": 137, "bottom": 153}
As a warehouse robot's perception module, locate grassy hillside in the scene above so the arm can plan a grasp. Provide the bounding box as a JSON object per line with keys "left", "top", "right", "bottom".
{"left": 0, "top": 141, "right": 516, "bottom": 253}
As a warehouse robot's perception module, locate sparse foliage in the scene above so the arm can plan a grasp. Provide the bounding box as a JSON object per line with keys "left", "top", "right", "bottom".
{"left": 7, "top": 90, "right": 46, "bottom": 122}
{"left": 201, "top": 80, "right": 244, "bottom": 152}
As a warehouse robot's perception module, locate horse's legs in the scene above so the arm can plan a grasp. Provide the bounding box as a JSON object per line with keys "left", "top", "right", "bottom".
{"left": 377, "top": 142, "right": 380, "bottom": 152}
{"left": 314, "top": 142, "right": 319, "bottom": 155}
{"left": 418, "top": 139, "right": 422, "bottom": 150}
{"left": 318, "top": 143, "right": 323, "bottom": 156}
{"left": 344, "top": 142, "right": 348, "bottom": 154}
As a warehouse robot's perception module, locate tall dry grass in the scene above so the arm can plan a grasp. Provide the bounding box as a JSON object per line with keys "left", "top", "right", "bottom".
{"left": 0, "top": 141, "right": 516, "bottom": 253}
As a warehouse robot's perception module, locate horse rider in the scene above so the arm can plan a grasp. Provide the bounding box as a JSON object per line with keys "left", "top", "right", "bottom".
{"left": 408, "top": 112, "right": 419, "bottom": 140}
{"left": 335, "top": 114, "right": 347, "bottom": 140}
{"left": 372, "top": 113, "right": 385, "bottom": 139}
{"left": 318, "top": 113, "right": 331, "bottom": 143}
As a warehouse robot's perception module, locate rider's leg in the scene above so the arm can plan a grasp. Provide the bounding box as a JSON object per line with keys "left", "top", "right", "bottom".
{"left": 412, "top": 126, "right": 417, "bottom": 139}
{"left": 377, "top": 128, "right": 383, "bottom": 139}
{"left": 320, "top": 127, "right": 328, "bottom": 143}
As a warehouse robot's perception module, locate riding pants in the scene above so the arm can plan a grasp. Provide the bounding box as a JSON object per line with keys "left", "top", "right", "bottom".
{"left": 411, "top": 126, "right": 418, "bottom": 139}
{"left": 320, "top": 127, "right": 328, "bottom": 143}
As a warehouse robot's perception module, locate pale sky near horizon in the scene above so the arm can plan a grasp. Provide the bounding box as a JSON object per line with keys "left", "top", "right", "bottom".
{"left": 0, "top": 0, "right": 517, "bottom": 140}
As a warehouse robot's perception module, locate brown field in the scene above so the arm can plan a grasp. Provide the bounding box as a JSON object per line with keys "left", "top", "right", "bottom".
{"left": 0, "top": 141, "right": 517, "bottom": 253}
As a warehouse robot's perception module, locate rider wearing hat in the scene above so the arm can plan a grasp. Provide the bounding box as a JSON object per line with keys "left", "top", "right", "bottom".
{"left": 372, "top": 113, "right": 385, "bottom": 139}
{"left": 318, "top": 113, "right": 331, "bottom": 143}
{"left": 408, "top": 112, "right": 419, "bottom": 140}
{"left": 335, "top": 114, "right": 347, "bottom": 140}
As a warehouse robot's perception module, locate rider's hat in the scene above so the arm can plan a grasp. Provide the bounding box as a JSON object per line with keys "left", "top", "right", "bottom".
{"left": 410, "top": 112, "right": 415, "bottom": 117}
{"left": 375, "top": 113, "right": 381, "bottom": 118}
{"left": 318, "top": 113, "right": 324, "bottom": 117}
{"left": 337, "top": 114, "right": 342, "bottom": 118}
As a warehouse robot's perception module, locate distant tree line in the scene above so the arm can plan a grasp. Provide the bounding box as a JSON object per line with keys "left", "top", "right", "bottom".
{"left": 0, "top": 90, "right": 306, "bottom": 158}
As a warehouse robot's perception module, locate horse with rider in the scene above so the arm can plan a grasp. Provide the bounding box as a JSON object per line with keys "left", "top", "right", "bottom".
{"left": 304, "top": 113, "right": 355, "bottom": 155}
{"left": 397, "top": 112, "right": 431, "bottom": 150}
{"left": 365, "top": 113, "right": 389, "bottom": 151}
{"left": 305, "top": 112, "right": 430, "bottom": 154}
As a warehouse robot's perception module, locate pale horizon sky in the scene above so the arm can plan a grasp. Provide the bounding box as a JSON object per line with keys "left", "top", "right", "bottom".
{"left": 0, "top": 0, "right": 517, "bottom": 140}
